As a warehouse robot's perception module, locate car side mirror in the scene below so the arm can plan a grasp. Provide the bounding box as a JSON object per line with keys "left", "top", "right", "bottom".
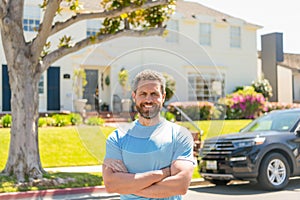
{"left": 295, "top": 125, "right": 300, "bottom": 136}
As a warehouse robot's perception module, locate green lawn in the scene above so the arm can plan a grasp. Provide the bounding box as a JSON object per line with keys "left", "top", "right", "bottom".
{"left": 0, "top": 172, "right": 103, "bottom": 193}
{"left": 0, "top": 121, "right": 251, "bottom": 192}
{"left": 178, "top": 120, "right": 252, "bottom": 140}
{"left": 0, "top": 121, "right": 252, "bottom": 170}
{"left": 0, "top": 126, "right": 116, "bottom": 170}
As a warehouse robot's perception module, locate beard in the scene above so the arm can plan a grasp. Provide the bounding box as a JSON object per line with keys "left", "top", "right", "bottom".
{"left": 135, "top": 102, "right": 161, "bottom": 119}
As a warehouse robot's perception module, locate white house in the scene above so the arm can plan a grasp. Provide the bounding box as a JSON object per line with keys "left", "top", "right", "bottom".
{"left": 0, "top": 0, "right": 261, "bottom": 113}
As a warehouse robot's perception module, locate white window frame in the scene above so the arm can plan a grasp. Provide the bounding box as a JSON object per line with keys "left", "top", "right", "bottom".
{"left": 230, "top": 26, "right": 241, "bottom": 48}
{"left": 23, "top": 6, "right": 40, "bottom": 32}
{"left": 38, "top": 74, "right": 44, "bottom": 95}
{"left": 188, "top": 73, "right": 225, "bottom": 101}
{"left": 86, "top": 20, "right": 102, "bottom": 37}
{"left": 199, "top": 23, "right": 211, "bottom": 46}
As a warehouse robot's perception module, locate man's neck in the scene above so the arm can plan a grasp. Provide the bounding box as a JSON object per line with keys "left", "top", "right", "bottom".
{"left": 138, "top": 116, "right": 162, "bottom": 126}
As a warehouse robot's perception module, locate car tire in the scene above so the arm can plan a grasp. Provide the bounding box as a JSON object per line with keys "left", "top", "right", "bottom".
{"left": 258, "top": 152, "right": 290, "bottom": 190}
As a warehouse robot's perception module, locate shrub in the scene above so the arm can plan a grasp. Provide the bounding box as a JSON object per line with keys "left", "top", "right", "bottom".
{"left": 163, "top": 73, "right": 176, "bottom": 103}
{"left": 38, "top": 117, "right": 48, "bottom": 127}
{"left": 219, "top": 86, "right": 265, "bottom": 119}
{"left": 161, "top": 111, "right": 176, "bottom": 122}
{"left": 69, "top": 113, "right": 83, "bottom": 125}
{"left": 264, "top": 102, "right": 300, "bottom": 113}
{"left": 168, "top": 101, "right": 215, "bottom": 120}
{"left": 252, "top": 78, "right": 273, "bottom": 100}
{"left": 38, "top": 117, "right": 56, "bottom": 127}
{"left": 85, "top": 117, "right": 105, "bottom": 126}
{"left": 1, "top": 114, "right": 12, "bottom": 128}
{"left": 52, "top": 114, "right": 71, "bottom": 127}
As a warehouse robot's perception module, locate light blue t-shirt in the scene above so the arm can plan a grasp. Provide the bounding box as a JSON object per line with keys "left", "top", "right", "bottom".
{"left": 105, "top": 118, "right": 194, "bottom": 200}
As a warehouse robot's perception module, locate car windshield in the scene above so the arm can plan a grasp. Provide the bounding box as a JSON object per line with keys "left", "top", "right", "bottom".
{"left": 241, "top": 111, "right": 300, "bottom": 132}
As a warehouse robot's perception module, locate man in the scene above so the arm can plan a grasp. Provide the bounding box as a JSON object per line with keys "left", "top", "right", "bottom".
{"left": 103, "top": 69, "right": 194, "bottom": 200}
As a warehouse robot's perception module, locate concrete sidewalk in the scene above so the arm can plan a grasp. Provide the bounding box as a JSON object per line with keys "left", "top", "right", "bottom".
{"left": 44, "top": 165, "right": 102, "bottom": 173}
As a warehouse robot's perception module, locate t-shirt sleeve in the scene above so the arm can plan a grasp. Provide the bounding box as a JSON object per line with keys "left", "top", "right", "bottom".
{"left": 172, "top": 126, "right": 195, "bottom": 164}
{"left": 104, "top": 130, "right": 123, "bottom": 160}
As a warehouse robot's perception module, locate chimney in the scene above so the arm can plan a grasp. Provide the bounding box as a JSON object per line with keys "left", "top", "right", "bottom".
{"left": 261, "top": 32, "right": 283, "bottom": 102}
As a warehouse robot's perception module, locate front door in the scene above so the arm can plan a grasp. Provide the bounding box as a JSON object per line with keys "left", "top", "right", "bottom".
{"left": 83, "top": 69, "right": 98, "bottom": 111}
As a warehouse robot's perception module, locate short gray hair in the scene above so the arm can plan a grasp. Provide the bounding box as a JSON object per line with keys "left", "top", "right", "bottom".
{"left": 132, "top": 69, "right": 166, "bottom": 94}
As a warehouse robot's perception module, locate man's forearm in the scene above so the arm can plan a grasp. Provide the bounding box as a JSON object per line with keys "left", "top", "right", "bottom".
{"left": 103, "top": 165, "right": 170, "bottom": 194}
{"left": 133, "top": 164, "right": 193, "bottom": 198}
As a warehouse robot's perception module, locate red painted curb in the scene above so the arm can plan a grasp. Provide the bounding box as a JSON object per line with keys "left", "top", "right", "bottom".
{"left": 0, "top": 186, "right": 106, "bottom": 200}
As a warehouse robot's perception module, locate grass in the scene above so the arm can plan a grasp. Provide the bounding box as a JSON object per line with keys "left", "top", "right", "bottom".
{"left": 178, "top": 120, "right": 252, "bottom": 140}
{"left": 0, "top": 120, "right": 251, "bottom": 193}
{"left": 0, "top": 126, "right": 116, "bottom": 170}
{"left": 0, "top": 172, "right": 103, "bottom": 193}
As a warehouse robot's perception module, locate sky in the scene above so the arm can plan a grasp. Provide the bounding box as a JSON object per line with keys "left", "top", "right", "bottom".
{"left": 191, "top": 0, "right": 300, "bottom": 54}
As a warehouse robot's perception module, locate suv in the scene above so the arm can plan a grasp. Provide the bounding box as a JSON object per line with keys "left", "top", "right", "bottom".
{"left": 199, "top": 108, "right": 300, "bottom": 190}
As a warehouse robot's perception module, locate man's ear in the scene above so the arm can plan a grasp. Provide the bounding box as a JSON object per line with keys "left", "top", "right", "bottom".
{"left": 131, "top": 91, "right": 136, "bottom": 102}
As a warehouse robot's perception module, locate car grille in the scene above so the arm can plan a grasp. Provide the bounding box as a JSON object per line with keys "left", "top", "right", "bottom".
{"left": 201, "top": 140, "right": 235, "bottom": 160}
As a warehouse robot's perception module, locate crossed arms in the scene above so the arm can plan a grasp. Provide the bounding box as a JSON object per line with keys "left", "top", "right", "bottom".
{"left": 102, "top": 158, "right": 194, "bottom": 198}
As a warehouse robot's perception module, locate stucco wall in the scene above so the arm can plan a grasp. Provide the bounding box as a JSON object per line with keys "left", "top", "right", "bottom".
{"left": 278, "top": 65, "right": 293, "bottom": 103}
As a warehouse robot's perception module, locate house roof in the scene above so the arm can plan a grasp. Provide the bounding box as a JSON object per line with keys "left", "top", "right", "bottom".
{"left": 278, "top": 53, "right": 300, "bottom": 71}
{"left": 175, "top": 0, "right": 260, "bottom": 27}
{"left": 77, "top": 0, "right": 261, "bottom": 28}
{"left": 258, "top": 51, "right": 300, "bottom": 71}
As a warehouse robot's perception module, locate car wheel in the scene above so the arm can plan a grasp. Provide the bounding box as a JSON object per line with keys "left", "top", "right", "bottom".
{"left": 258, "top": 152, "right": 290, "bottom": 190}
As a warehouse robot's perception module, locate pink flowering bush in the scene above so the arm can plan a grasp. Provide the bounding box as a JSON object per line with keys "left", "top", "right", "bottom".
{"left": 219, "top": 87, "right": 266, "bottom": 119}
{"left": 168, "top": 101, "right": 215, "bottom": 120}
{"left": 264, "top": 102, "right": 300, "bottom": 113}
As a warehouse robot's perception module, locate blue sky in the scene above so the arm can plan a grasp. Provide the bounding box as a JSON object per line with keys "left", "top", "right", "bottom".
{"left": 190, "top": 0, "right": 300, "bottom": 53}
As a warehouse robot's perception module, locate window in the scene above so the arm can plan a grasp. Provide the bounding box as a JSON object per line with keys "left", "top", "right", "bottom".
{"left": 230, "top": 26, "right": 241, "bottom": 48}
{"left": 87, "top": 20, "right": 102, "bottom": 37}
{"left": 188, "top": 73, "right": 225, "bottom": 101}
{"left": 38, "top": 74, "right": 44, "bottom": 94}
{"left": 199, "top": 23, "right": 211, "bottom": 46}
{"left": 166, "top": 20, "right": 179, "bottom": 43}
{"left": 23, "top": 6, "right": 40, "bottom": 32}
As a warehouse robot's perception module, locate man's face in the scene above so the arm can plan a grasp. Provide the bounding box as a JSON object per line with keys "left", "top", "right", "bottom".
{"left": 132, "top": 80, "right": 166, "bottom": 119}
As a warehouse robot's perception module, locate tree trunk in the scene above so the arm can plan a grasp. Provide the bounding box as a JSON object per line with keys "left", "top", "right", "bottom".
{"left": 2, "top": 65, "right": 44, "bottom": 182}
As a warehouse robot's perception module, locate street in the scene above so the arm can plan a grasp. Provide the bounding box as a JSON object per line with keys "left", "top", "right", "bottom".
{"left": 46, "top": 177, "right": 300, "bottom": 200}
{"left": 184, "top": 177, "right": 300, "bottom": 200}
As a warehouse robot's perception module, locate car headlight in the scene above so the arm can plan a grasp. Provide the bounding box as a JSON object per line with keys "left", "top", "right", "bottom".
{"left": 232, "top": 137, "right": 265, "bottom": 148}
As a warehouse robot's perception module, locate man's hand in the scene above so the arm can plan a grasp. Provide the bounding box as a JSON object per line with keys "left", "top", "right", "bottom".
{"left": 161, "top": 166, "right": 171, "bottom": 178}
{"left": 103, "top": 158, "right": 128, "bottom": 173}
{"left": 102, "top": 160, "right": 172, "bottom": 194}
{"left": 133, "top": 160, "right": 194, "bottom": 198}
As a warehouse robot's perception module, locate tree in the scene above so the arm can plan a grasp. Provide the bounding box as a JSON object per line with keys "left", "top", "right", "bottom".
{"left": 0, "top": 0, "right": 175, "bottom": 182}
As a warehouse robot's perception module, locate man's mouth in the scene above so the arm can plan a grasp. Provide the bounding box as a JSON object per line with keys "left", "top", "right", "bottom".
{"left": 143, "top": 104, "right": 153, "bottom": 108}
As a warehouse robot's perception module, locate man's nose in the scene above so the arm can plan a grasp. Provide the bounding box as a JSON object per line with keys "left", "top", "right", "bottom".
{"left": 145, "top": 95, "right": 153, "bottom": 102}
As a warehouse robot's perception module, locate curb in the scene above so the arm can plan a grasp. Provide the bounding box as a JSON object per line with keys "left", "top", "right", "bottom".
{"left": 0, "top": 186, "right": 107, "bottom": 200}
{"left": 0, "top": 179, "right": 207, "bottom": 200}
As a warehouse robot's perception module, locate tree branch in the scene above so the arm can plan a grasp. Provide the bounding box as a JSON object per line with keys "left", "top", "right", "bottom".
{"left": 0, "top": 0, "right": 7, "bottom": 18}
{"left": 31, "top": 0, "right": 61, "bottom": 61}
{"left": 50, "top": 0, "right": 169, "bottom": 35}
{"left": 42, "top": 27, "right": 166, "bottom": 71}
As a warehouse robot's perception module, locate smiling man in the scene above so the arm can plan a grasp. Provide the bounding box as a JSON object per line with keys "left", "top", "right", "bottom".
{"left": 102, "top": 69, "right": 194, "bottom": 200}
